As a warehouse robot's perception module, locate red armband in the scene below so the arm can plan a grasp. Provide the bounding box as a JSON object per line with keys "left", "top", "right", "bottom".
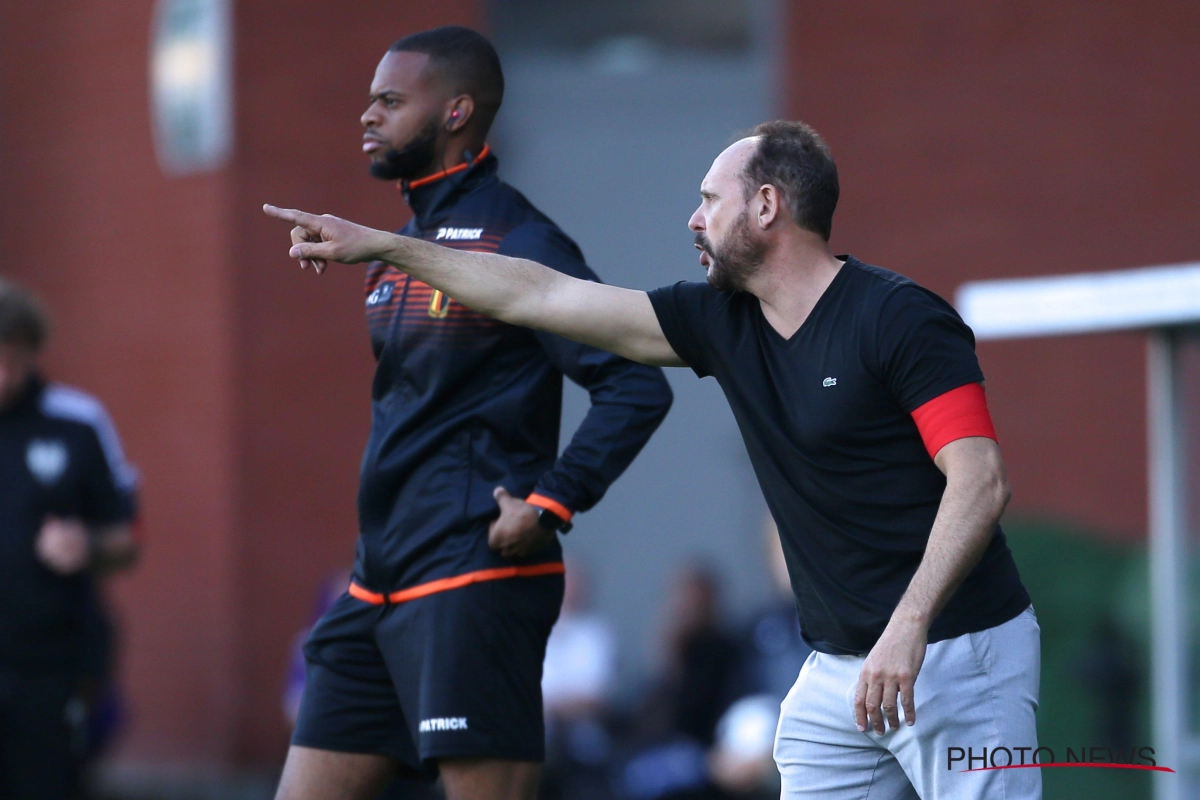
{"left": 910, "top": 383, "right": 997, "bottom": 458}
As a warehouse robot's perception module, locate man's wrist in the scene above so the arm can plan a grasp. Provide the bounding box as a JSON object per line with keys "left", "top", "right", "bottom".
{"left": 527, "top": 493, "right": 574, "bottom": 534}
{"left": 380, "top": 232, "right": 409, "bottom": 267}
{"left": 887, "top": 604, "right": 932, "bottom": 631}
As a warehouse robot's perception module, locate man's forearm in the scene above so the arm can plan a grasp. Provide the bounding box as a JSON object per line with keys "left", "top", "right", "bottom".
{"left": 890, "top": 458, "right": 1010, "bottom": 629}
{"left": 265, "top": 205, "right": 681, "bottom": 366}
{"left": 854, "top": 438, "right": 1010, "bottom": 734}
{"left": 379, "top": 233, "right": 562, "bottom": 327}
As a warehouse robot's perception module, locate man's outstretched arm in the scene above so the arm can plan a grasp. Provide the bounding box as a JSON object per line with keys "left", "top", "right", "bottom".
{"left": 263, "top": 205, "right": 684, "bottom": 367}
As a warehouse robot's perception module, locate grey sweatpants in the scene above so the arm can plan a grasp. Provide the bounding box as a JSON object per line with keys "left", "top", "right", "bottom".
{"left": 774, "top": 606, "right": 1041, "bottom": 799}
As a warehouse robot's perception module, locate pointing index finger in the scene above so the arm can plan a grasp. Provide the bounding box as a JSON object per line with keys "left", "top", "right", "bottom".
{"left": 262, "top": 204, "right": 319, "bottom": 227}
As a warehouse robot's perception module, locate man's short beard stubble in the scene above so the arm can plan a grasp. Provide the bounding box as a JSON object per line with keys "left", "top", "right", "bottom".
{"left": 368, "top": 117, "right": 441, "bottom": 182}
{"left": 697, "top": 209, "right": 768, "bottom": 293}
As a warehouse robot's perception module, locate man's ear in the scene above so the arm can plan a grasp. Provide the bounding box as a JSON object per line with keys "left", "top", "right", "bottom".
{"left": 757, "top": 184, "right": 781, "bottom": 229}
{"left": 446, "top": 95, "right": 475, "bottom": 132}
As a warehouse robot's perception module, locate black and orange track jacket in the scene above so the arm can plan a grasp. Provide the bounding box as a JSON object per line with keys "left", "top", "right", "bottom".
{"left": 352, "top": 147, "right": 673, "bottom": 597}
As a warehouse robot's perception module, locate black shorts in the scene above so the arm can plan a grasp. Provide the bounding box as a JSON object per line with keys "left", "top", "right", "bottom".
{"left": 293, "top": 572, "right": 564, "bottom": 776}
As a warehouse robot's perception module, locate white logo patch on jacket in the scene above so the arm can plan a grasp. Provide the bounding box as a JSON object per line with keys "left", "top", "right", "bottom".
{"left": 27, "top": 439, "right": 69, "bottom": 485}
{"left": 367, "top": 282, "right": 395, "bottom": 306}
{"left": 419, "top": 717, "right": 468, "bottom": 732}
{"left": 435, "top": 228, "right": 484, "bottom": 241}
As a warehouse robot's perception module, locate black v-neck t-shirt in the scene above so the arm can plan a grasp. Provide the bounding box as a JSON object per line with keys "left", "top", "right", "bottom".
{"left": 648, "top": 256, "right": 1029, "bottom": 655}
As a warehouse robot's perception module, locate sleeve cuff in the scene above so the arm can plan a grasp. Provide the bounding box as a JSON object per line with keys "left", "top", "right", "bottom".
{"left": 526, "top": 493, "right": 574, "bottom": 522}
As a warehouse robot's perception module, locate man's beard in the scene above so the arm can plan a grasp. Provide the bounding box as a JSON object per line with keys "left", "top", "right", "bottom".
{"left": 697, "top": 209, "right": 768, "bottom": 292}
{"left": 368, "top": 118, "right": 441, "bottom": 182}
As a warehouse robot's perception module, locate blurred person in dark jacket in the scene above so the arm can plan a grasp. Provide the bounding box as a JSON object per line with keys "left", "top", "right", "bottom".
{"left": 616, "top": 564, "right": 738, "bottom": 800}
{"left": 733, "top": 516, "right": 811, "bottom": 703}
{"left": 0, "top": 278, "right": 140, "bottom": 800}
{"left": 709, "top": 518, "right": 810, "bottom": 800}
{"left": 654, "top": 563, "right": 740, "bottom": 747}
{"left": 540, "top": 562, "right": 617, "bottom": 800}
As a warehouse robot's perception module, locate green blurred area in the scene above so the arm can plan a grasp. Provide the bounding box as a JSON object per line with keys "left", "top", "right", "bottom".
{"left": 1004, "top": 519, "right": 1154, "bottom": 800}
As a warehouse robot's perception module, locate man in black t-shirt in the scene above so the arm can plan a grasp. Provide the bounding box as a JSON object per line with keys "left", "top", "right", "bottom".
{"left": 266, "top": 119, "right": 1041, "bottom": 799}
{"left": 0, "top": 279, "right": 140, "bottom": 800}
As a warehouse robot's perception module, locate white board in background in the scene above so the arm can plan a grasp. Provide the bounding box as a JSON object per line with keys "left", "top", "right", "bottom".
{"left": 957, "top": 261, "right": 1200, "bottom": 341}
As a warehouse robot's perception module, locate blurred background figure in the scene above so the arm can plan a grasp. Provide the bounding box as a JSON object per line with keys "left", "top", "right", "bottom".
{"left": 732, "top": 517, "right": 810, "bottom": 704}
{"left": 0, "top": 279, "right": 140, "bottom": 800}
{"left": 616, "top": 563, "right": 738, "bottom": 800}
{"left": 646, "top": 563, "right": 739, "bottom": 749}
{"left": 708, "top": 517, "right": 809, "bottom": 800}
{"left": 540, "top": 562, "right": 618, "bottom": 800}
{"left": 283, "top": 567, "right": 354, "bottom": 728}
{"left": 1077, "top": 615, "right": 1142, "bottom": 754}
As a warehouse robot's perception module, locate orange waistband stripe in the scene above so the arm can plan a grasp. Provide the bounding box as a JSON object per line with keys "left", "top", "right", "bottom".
{"left": 525, "top": 493, "right": 573, "bottom": 522}
{"left": 349, "top": 561, "right": 565, "bottom": 606}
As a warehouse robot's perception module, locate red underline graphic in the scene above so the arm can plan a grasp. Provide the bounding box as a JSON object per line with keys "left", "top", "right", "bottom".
{"left": 964, "top": 762, "right": 1175, "bottom": 773}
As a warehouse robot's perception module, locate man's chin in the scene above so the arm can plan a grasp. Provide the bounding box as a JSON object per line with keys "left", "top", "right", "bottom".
{"left": 368, "top": 159, "right": 403, "bottom": 182}
{"left": 706, "top": 268, "right": 730, "bottom": 292}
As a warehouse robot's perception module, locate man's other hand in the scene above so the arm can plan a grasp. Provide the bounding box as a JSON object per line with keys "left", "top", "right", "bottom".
{"left": 263, "top": 204, "right": 393, "bottom": 274}
{"left": 488, "top": 487, "right": 554, "bottom": 559}
{"left": 853, "top": 618, "right": 927, "bottom": 735}
{"left": 36, "top": 517, "right": 90, "bottom": 575}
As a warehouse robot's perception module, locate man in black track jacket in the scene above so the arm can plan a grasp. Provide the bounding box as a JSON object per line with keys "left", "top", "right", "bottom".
{"left": 278, "top": 26, "right": 673, "bottom": 800}
{"left": 0, "top": 279, "right": 140, "bottom": 800}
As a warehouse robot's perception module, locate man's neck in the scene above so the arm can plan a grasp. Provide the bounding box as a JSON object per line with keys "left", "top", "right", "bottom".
{"left": 0, "top": 368, "right": 36, "bottom": 415}
{"left": 748, "top": 236, "right": 844, "bottom": 340}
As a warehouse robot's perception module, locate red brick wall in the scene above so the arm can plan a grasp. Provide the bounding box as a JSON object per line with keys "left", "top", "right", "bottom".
{"left": 1, "top": 0, "right": 477, "bottom": 767}
{"left": 782, "top": 1, "right": 1200, "bottom": 539}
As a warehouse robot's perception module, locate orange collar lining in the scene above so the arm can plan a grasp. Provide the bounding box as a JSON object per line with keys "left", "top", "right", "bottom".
{"left": 404, "top": 143, "right": 491, "bottom": 191}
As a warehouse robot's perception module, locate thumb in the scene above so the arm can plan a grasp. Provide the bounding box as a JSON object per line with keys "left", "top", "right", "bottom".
{"left": 493, "top": 486, "right": 513, "bottom": 503}
{"left": 289, "top": 242, "right": 335, "bottom": 261}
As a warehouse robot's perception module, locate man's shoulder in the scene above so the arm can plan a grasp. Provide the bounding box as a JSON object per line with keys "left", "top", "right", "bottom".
{"left": 647, "top": 281, "right": 748, "bottom": 349}
{"left": 39, "top": 383, "right": 139, "bottom": 490}
{"left": 842, "top": 256, "right": 915, "bottom": 296}
{"left": 38, "top": 383, "right": 111, "bottom": 429}
{"left": 451, "top": 177, "right": 549, "bottom": 230}
{"left": 419, "top": 178, "right": 570, "bottom": 251}
{"left": 471, "top": 181, "right": 597, "bottom": 272}
{"left": 841, "top": 256, "right": 953, "bottom": 314}
{"left": 488, "top": 181, "right": 574, "bottom": 242}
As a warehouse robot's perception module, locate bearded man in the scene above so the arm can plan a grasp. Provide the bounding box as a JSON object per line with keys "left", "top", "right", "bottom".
{"left": 273, "top": 26, "right": 673, "bottom": 800}
{"left": 267, "top": 118, "right": 1041, "bottom": 800}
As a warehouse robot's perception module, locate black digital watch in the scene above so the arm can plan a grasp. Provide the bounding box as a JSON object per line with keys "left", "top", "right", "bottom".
{"left": 535, "top": 506, "right": 573, "bottom": 534}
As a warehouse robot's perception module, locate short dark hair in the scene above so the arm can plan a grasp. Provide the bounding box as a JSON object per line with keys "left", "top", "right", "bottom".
{"left": 741, "top": 120, "right": 839, "bottom": 240}
{"left": 0, "top": 278, "right": 50, "bottom": 353}
{"left": 390, "top": 26, "right": 505, "bottom": 136}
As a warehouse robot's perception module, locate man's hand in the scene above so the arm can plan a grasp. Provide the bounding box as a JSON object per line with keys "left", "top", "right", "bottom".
{"left": 488, "top": 487, "right": 555, "bottom": 559}
{"left": 36, "top": 517, "right": 91, "bottom": 576}
{"left": 263, "top": 205, "right": 395, "bottom": 275}
{"left": 853, "top": 618, "right": 927, "bottom": 734}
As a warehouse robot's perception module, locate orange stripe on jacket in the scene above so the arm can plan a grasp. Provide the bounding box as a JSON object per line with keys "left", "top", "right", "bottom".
{"left": 910, "top": 383, "right": 997, "bottom": 459}
{"left": 349, "top": 561, "right": 565, "bottom": 606}
{"left": 525, "top": 493, "right": 573, "bottom": 522}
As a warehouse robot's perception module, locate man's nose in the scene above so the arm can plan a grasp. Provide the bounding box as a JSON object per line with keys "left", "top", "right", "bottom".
{"left": 361, "top": 104, "right": 379, "bottom": 129}
{"left": 688, "top": 206, "right": 704, "bottom": 232}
